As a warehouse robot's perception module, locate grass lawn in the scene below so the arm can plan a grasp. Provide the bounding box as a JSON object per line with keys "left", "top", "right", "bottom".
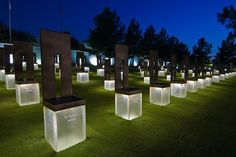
{"left": 0, "top": 71, "right": 236, "bottom": 157}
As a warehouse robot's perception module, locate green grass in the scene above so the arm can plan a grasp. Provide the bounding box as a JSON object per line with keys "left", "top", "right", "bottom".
{"left": 0, "top": 71, "right": 236, "bottom": 157}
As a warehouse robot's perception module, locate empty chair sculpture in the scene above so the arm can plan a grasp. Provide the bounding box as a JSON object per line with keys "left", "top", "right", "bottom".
{"left": 115, "top": 44, "right": 142, "bottom": 120}
{"left": 41, "top": 30, "right": 86, "bottom": 152}
{"left": 13, "top": 41, "right": 40, "bottom": 106}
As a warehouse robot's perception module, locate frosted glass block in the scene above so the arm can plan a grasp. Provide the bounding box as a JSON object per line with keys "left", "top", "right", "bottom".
{"left": 171, "top": 83, "right": 187, "bottom": 98}
{"left": 97, "top": 68, "right": 104, "bottom": 76}
{"left": 22, "top": 62, "right": 27, "bottom": 71}
{"left": 214, "top": 70, "right": 219, "bottom": 75}
{"left": 197, "top": 78, "right": 206, "bottom": 89}
{"left": 55, "top": 63, "right": 60, "bottom": 69}
{"left": 5, "top": 74, "right": 15, "bottom": 90}
{"left": 188, "top": 70, "right": 193, "bottom": 74}
{"left": 144, "top": 77, "right": 150, "bottom": 84}
{"left": 206, "top": 72, "right": 211, "bottom": 76}
{"left": 150, "top": 87, "right": 170, "bottom": 106}
{"left": 212, "top": 75, "right": 220, "bottom": 83}
{"left": 181, "top": 73, "right": 185, "bottom": 79}
{"left": 115, "top": 93, "right": 142, "bottom": 120}
{"left": 84, "top": 67, "right": 90, "bottom": 72}
{"left": 166, "top": 75, "right": 171, "bottom": 81}
{"left": 158, "top": 70, "right": 166, "bottom": 76}
{"left": 0, "top": 69, "right": 5, "bottom": 81}
{"left": 77, "top": 72, "right": 89, "bottom": 83}
{"left": 34, "top": 63, "right": 39, "bottom": 70}
{"left": 104, "top": 80, "right": 115, "bottom": 91}
{"left": 192, "top": 73, "right": 195, "bottom": 77}
{"left": 225, "top": 73, "right": 229, "bottom": 79}
{"left": 140, "top": 71, "right": 144, "bottom": 77}
{"left": 16, "top": 83, "right": 40, "bottom": 106}
{"left": 44, "top": 105, "right": 86, "bottom": 152}
{"left": 187, "top": 80, "right": 198, "bottom": 92}
{"left": 220, "top": 74, "right": 225, "bottom": 80}
{"left": 205, "top": 77, "right": 212, "bottom": 86}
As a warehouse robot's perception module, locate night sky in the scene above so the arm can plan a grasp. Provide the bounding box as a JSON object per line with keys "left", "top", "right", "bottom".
{"left": 0, "top": 0, "right": 235, "bottom": 55}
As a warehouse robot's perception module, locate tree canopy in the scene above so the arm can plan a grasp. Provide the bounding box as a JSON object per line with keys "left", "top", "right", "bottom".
{"left": 88, "top": 7, "right": 126, "bottom": 58}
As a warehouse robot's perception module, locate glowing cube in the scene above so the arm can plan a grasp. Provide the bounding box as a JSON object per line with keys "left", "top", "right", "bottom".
{"left": 34, "top": 63, "right": 39, "bottom": 70}
{"left": 212, "top": 75, "right": 220, "bottom": 83}
{"left": 206, "top": 72, "right": 211, "bottom": 76}
{"left": 5, "top": 74, "right": 15, "bottom": 90}
{"left": 171, "top": 82, "right": 187, "bottom": 98}
{"left": 84, "top": 67, "right": 90, "bottom": 72}
{"left": 214, "top": 70, "right": 219, "bottom": 75}
{"left": 44, "top": 105, "right": 86, "bottom": 152}
{"left": 220, "top": 74, "right": 225, "bottom": 80}
{"left": 140, "top": 71, "right": 144, "bottom": 77}
{"left": 0, "top": 69, "right": 5, "bottom": 81}
{"left": 77, "top": 72, "right": 89, "bottom": 83}
{"left": 197, "top": 78, "right": 206, "bottom": 89}
{"left": 104, "top": 80, "right": 115, "bottom": 91}
{"left": 121, "top": 71, "right": 123, "bottom": 80}
{"left": 144, "top": 77, "right": 150, "bottom": 84}
{"left": 166, "top": 75, "right": 171, "bottom": 81}
{"left": 225, "top": 73, "right": 229, "bottom": 79}
{"left": 205, "top": 77, "right": 212, "bottom": 86}
{"left": 187, "top": 80, "right": 198, "bottom": 92}
{"left": 22, "top": 62, "right": 27, "bottom": 71}
{"left": 97, "top": 68, "right": 104, "bottom": 76}
{"left": 115, "top": 91, "right": 142, "bottom": 120}
{"left": 16, "top": 83, "right": 40, "bottom": 106}
{"left": 150, "top": 85, "right": 170, "bottom": 106}
{"left": 158, "top": 70, "right": 166, "bottom": 76}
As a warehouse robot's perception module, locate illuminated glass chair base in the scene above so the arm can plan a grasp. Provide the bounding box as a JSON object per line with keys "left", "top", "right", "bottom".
{"left": 220, "top": 74, "right": 225, "bottom": 80}
{"left": 77, "top": 72, "right": 89, "bottom": 83}
{"left": 43, "top": 96, "right": 86, "bottom": 152}
{"left": 0, "top": 69, "right": 5, "bottom": 81}
{"left": 97, "top": 68, "right": 104, "bottom": 76}
{"left": 104, "top": 80, "right": 115, "bottom": 91}
{"left": 140, "top": 71, "right": 144, "bottom": 77}
{"left": 212, "top": 75, "right": 220, "bottom": 83}
{"left": 84, "top": 67, "right": 90, "bottom": 72}
{"left": 144, "top": 77, "right": 150, "bottom": 84}
{"left": 187, "top": 79, "right": 198, "bottom": 93}
{"left": 158, "top": 70, "right": 165, "bottom": 76}
{"left": 166, "top": 75, "right": 171, "bottom": 81}
{"left": 150, "top": 83, "right": 170, "bottom": 106}
{"left": 5, "top": 74, "right": 15, "bottom": 90}
{"left": 115, "top": 88, "right": 142, "bottom": 120}
{"left": 197, "top": 78, "right": 206, "bottom": 89}
{"left": 16, "top": 80, "right": 40, "bottom": 106}
{"left": 171, "top": 80, "right": 187, "bottom": 98}
{"left": 34, "top": 63, "right": 39, "bottom": 70}
{"left": 225, "top": 73, "right": 229, "bottom": 79}
{"left": 205, "top": 77, "right": 212, "bottom": 86}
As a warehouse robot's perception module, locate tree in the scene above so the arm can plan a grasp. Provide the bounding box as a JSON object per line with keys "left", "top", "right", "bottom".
{"left": 88, "top": 7, "right": 126, "bottom": 58}
{"left": 141, "top": 25, "right": 156, "bottom": 55}
{"left": 155, "top": 28, "right": 169, "bottom": 59}
{"left": 125, "top": 18, "right": 142, "bottom": 57}
{"left": 213, "top": 33, "right": 236, "bottom": 72}
{"left": 0, "top": 22, "right": 36, "bottom": 43}
{"left": 192, "top": 38, "right": 212, "bottom": 70}
{"left": 217, "top": 5, "right": 236, "bottom": 36}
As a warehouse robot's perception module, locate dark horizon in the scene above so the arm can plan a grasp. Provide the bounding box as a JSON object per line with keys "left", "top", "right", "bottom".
{"left": 0, "top": 0, "right": 235, "bottom": 55}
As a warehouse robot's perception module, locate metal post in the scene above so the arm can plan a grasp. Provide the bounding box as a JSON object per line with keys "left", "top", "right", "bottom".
{"left": 8, "top": 0, "right": 12, "bottom": 43}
